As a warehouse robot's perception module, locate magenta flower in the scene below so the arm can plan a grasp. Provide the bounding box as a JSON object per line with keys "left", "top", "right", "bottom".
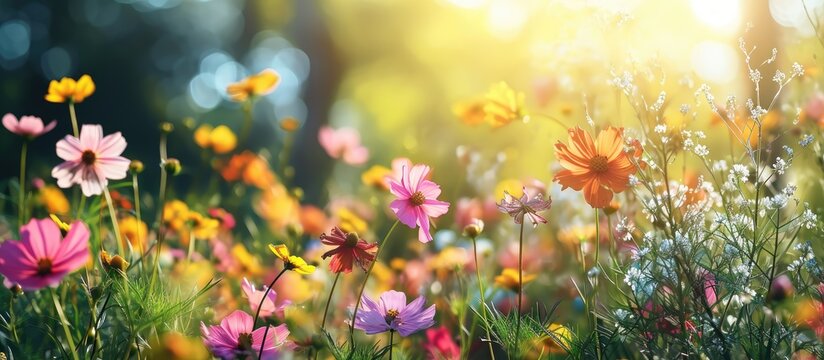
{"left": 497, "top": 187, "right": 552, "bottom": 227}
{"left": 388, "top": 163, "right": 450, "bottom": 243}
{"left": 51, "top": 124, "right": 130, "bottom": 196}
{"left": 354, "top": 290, "right": 435, "bottom": 336}
{"left": 241, "top": 277, "right": 290, "bottom": 318}
{"left": 3, "top": 113, "right": 56, "bottom": 139}
{"left": 318, "top": 126, "right": 369, "bottom": 165}
{"left": 0, "top": 218, "right": 90, "bottom": 290}
{"left": 200, "top": 310, "right": 293, "bottom": 360}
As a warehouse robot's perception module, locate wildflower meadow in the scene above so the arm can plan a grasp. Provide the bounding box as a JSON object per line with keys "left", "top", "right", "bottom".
{"left": 2, "top": 0, "right": 824, "bottom": 359}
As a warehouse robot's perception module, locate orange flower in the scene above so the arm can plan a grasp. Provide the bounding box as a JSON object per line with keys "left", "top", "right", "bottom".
{"left": 553, "top": 127, "right": 637, "bottom": 209}
{"left": 45, "top": 74, "right": 96, "bottom": 103}
{"left": 452, "top": 99, "right": 486, "bottom": 126}
{"left": 220, "top": 151, "right": 277, "bottom": 189}
{"left": 226, "top": 69, "right": 279, "bottom": 102}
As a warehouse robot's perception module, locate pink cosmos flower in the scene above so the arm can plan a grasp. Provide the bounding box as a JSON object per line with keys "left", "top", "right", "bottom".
{"left": 423, "top": 326, "right": 461, "bottom": 360}
{"left": 354, "top": 290, "right": 435, "bottom": 336}
{"left": 497, "top": 186, "right": 552, "bottom": 227}
{"left": 318, "top": 126, "right": 369, "bottom": 165}
{"left": 0, "top": 218, "right": 90, "bottom": 290}
{"left": 51, "top": 124, "right": 130, "bottom": 196}
{"left": 200, "top": 310, "right": 293, "bottom": 360}
{"left": 241, "top": 278, "right": 290, "bottom": 318}
{"left": 3, "top": 113, "right": 57, "bottom": 139}
{"left": 388, "top": 163, "right": 450, "bottom": 243}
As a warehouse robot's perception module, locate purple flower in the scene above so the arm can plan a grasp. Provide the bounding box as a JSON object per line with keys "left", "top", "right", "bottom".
{"left": 354, "top": 290, "right": 435, "bottom": 336}
{"left": 497, "top": 187, "right": 552, "bottom": 227}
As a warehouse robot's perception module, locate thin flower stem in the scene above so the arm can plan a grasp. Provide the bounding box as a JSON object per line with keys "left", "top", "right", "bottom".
{"left": 103, "top": 187, "right": 125, "bottom": 257}
{"left": 68, "top": 101, "right": 79, "bottom": 138}
{"left": 240, "top": 100, "right": 254, "bottom": 147}
{"left": 51, "top": 288, "right": 80, "bottom": 360}
{"left": 472, "top": 236, "right": 496, "bottom": 360}
{"left": 9, "top": 295, "right": 19, "bottom": 343}
{"left": 516, "top": 221, "right": 525, "bottom": 341}
{"left": 186, "top": 230, "right": 196, "bottom": 262}
{"left": 148, "top": 161, "right": 168, "bottom": 293}
{"left": 18, "top": 141, "right": 28, "bottom": 229}
{"left": 256, "top": 268, "right": 289, "bottom": 360}
{"left": 349, "top": 220, "right": 400, "bottom": 349}
{"left": 321, "top": 272, "right": 342, "bottom": 330}
{"left": 132, "top": 173, "right": 144, "bottom": 270}
{"left": 389, "top": 330, "right": 395, "bottom": 360}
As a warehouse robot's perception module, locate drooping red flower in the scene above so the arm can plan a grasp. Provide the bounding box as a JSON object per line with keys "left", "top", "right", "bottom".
{"left": 319, "top": 226, "right": 378, "bottom": 273}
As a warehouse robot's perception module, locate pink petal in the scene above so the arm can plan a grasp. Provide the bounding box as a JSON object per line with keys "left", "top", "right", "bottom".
{"left": 43, "top": 120, "right": 57, "bottom": 133}
{"left": 96, "top": 156, "right": 130, "bottom": 180}
{"left": 416, "top": 208, "right": 433, "bottom": 243}
{"left": 18, "top": 116, "right": 43, "bottom": 135}
{"left": 20, "top": 218, "right": 61, "bottom": 260}
{"left": 221, "top": 310, "right": 253, "bottom": 339}
{"left": 2, "top": 113, "right": 18, "bottom": 133}
{"left": 421, "top": 199, "right": 449, "bottom": 218}
{"left": 318, "top": 127, "right": 342, "bottom": 158}
{"left": 389, "top": 179, "right": 412, "bottom": 199}
{"left": 51, "top": 221, "right": 89, "bottom": 273}
{"left": 79, "top": 169, "right": 105, "bottom": 196}
{"left": 408, "top": 164, "right": 430, "bottom": 193}
{"left": 97, "top": 132, "right": 127, "bottom": 157}
{"left": 389, "top": 199, "right": 418, "bottom": 228}
{"left": 56, "top": 136, "right": 83, "bottom": 161}
{"left": 417, "top": 180, "right": 442, "bottom": 199}
{"left": 80, "top": 124, "right": 103, "bottom": 150}
{"left": 342, "top": 146, "right": 369, "bottom": 165}
{"left": 51, "top": 161, "right": 81, "bottom": 188}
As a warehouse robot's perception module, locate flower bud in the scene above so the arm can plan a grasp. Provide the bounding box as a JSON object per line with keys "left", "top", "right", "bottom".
{"left": 9, "top": 283, "right": 22, "bottom": 296}
{"left": 129, "top": 160, "right": 145, "bottom": 175}
{"left": 163, "top": 158, "right": 182, "bottom": 176}
{"left": 279, "top": 117, "right": 300, "bottom": 132}
{"left": 768, "top": 275, "right": 795, "bottom": 302}
{"left": 160, "top": 122, "right": 174, "bottom": 134}
{"left": 462, "top": 219, "right": 484, "bottom": 238}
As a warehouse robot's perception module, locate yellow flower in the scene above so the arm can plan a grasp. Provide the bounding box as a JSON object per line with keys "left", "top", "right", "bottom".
{"left": 255, "top": 184, "right": 299, "bottom": 233}
{"left": 149, "top": 332, "right": 209, "bottom": 360}
{"left": 163, "top": 200, "right": 190, "bottom": 231}
{"left": 494, "top": 268, "right": 536, "bottom": 292}
{"left": 337, "top": 208, "right": 368, "bottom": 235}
{"left": 361, "top": 165, "right": 392, "bottom": 190}
{"left": 194, "top": 124, "right": 237, "bottom": 154}
{"left": 452, "top": 99, "right": 487, "bottom": 126}
{"left": 49, "top": 214, "right": 71, "bottom": 234}
{"left": 279, "top": 117, "right": 300, "bottom": 132}
{"left": 118, "top": 216, "right": 148, "bottom": 252}
{"left": 187, "top": 212, "right": 219, "bottom": 240}
{"left": 484, "top": 81, "right": 525, "bottom": 128}
{"left": 231, "top": 244, "right": 265, "bottom": 277}
{"left": 542, "top": 323, "right": 572, "bottom": 354}
{"left": 268, "top": 244, "right": 316, "bottom": 275}
{"left": 45, "top": 74, "right": 96, "bottom": 103}
{"left": 226, "top": 69, "right": 280, "bottom": 102}
{"left": 39, "top": 185, "right": 70, "bottom": 215}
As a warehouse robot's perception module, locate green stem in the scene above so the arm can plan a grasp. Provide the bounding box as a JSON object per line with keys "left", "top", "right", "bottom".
{"left": 255, "top": 268, "right": 288, "bottom": 360}
{"left": 516, "top": 221, "right": 525, "bottom": 341}
{"left": 148, "top": 163, "right": 168, "bottom": 293}
{"left": 103, "top": 187, "right": 125, "bottom": 257}
{"left": 592, "top": 208, "right": 602, "bottom": 360}
{"left": 321, "top": 272, "right": 342, "bottom": 330}
{"left": 68, "top": 102, "right": 79, "bottom": 138}
{"left": 389, "top": 330, "right": 394, "bottom": 360}
{"left": 9, "top": 295, "right": 19, "bottom": 343}
{"left": 52, "top": 288, "right": 80, "bottom": 360}
{"left": 240, "top": 100, "right": 254, "bottom": 147}
{"left": 349, "top": 220, "right": 400, "bottom": 349}
{"left": 18, "top": 141, "right": 28, "bottom": 229}
{"left": 472, "top": 236, "right": 496, "bottom": 360}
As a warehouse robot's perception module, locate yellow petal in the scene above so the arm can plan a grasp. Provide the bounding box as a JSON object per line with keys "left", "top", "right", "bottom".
{"left": 193, "top": 125, "right": 213, "bottom": 149}
{"left": 209, "top": 125, "right": 237, "bottom": 154}
{"left": 250, "top": 69, "right": 280, "bottom": 96}
{"left": 268, "top": 244, "right": 290, "bottom": 260}
{"left": 74, "top": 74, "right": 96, "bottom": 103}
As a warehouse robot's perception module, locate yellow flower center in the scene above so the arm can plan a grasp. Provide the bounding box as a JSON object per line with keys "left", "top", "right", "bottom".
{"left": 385, "top": 309, "right": 400, "bottom": 324}
{"left": 37, "top": 258, "right": 52, "bottom": 276}
{"left": 410, "top": 191, "right": 426, "bottom": 206}
{"left": 81, "top": 150, "right": 96, "bottom": 166}
{"left": 589, "top": 155, "right": 609, "bottom": 173}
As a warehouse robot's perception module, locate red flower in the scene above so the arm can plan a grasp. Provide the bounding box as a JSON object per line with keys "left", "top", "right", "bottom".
{"left": 423, "top": 326, "right": 460, "bottom": 360}
{"left": 320, "top": 227, "right": 377, "bottom": 273}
